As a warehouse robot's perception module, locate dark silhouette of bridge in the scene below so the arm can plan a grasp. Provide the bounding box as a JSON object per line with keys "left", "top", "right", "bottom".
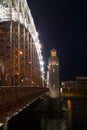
{"left": 0, "top": 0, "right": 48, "bottom": 125}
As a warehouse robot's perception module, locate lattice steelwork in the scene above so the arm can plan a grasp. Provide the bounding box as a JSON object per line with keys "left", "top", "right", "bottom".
{"left": 0, "top": 0, "right": 45, "bottom": 86}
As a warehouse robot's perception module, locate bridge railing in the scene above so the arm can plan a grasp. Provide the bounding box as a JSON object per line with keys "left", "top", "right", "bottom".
{"left": 0, "top": 86, "right": 48, "bottom": 106}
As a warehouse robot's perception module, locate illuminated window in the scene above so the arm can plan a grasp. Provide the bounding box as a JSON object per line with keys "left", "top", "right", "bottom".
{"left": 52, "top": 61, "right": 56, "bottom": 65}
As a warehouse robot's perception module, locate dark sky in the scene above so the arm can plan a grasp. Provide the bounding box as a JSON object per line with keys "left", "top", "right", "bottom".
{"left": 27, "top": 0, "right": 87, "bottom": 81}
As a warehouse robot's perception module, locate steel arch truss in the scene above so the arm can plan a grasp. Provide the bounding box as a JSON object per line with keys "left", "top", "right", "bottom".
{"left": 0, "top": 0, "right": 44, "bottom": 86}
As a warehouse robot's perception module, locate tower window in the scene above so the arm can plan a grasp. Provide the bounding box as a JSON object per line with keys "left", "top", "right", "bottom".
{"left": 53, "top": 68, "right": 55, "bottom": 72}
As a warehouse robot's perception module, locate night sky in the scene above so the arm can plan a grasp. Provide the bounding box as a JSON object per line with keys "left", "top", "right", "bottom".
{"left": 27, "top": 0, "right": 87, "bottom": 81}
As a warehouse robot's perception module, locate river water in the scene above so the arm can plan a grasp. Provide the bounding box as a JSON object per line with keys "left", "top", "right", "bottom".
{"left": 0, "top": 98, "right": 87, "bottom": 130}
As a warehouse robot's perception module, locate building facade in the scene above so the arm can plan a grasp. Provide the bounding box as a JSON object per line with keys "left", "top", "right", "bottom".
{"left": 61, "top": 77, "right": 87, "bottom": 94}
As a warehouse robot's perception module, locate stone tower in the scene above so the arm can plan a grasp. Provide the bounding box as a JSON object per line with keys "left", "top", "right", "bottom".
{"left": 47, "top": 49, "right": 59, "bottom": 98}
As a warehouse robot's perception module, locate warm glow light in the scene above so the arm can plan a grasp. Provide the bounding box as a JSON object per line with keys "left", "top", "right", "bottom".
{"left": 16, "top": 72, "right": 19, "bottom": 75}
{"left": 51, "top": 49, "right": 57, "bottom": 57}
{"left": 60, "top": 88, "right": 63, "bottom": 93}
{"left": 19, "top": 51, "right": 23, "bottom": 55}
{"left": 32, "top": 81, "right": 35, "bottom": 84}
{"left": 28, "top": 61, "right": 32, "bottom": 64}
{"left": 21, "top": 79, "right": 24, "bottom": 82}
{"left": 67, "top": 100, "right": 71, "bottom": 110}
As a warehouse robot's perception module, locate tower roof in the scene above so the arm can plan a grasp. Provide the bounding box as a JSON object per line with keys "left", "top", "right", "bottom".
{"left": 50, "top": 48, "right": 57, "bottom": 57}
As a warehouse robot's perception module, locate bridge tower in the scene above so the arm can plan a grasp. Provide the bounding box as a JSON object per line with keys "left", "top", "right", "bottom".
{"left": 47, "top": 49, "right": 59, "bottom": 98}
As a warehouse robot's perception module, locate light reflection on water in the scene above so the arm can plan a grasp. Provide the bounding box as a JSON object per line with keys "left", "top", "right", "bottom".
{"left": 67, "top": 100, "right": 73, "bottom": 130}
{"left": 0, "top": 99, "right": 87, "bottom": 130}
{"left": 40, "top": 100, "right": 72, "bottom": 130}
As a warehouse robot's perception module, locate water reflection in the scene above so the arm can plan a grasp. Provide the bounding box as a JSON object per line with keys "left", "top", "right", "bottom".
{"left": 67, "top": 100, "right": 73, "bottom": 130}
{"left": 46, "top": 118, "right": 61, "bottom": 130}
{"left": 1, "top": 113, "right": 69, "bottom": 130}
{"left": 0, "top": 99, "right": 87, "bottom": 130}
{"left": 61, "top": 118, "right": 67, "bottom": 130}
{"left": 40, "top": 114, "right": 68, "bottom": 130}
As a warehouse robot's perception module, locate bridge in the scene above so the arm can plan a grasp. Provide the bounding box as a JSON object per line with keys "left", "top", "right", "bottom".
{"left": 0, "top": 0, "right": 45, "bottom": 87}
{"left": 0, "top": 0, "right": 48, "bottom": 126}
{"left": 0, "top": 0, "right": 87, "bottom": 127}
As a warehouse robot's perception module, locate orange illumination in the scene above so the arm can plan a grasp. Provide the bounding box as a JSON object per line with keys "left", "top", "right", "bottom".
{"left": 0, "top": 29, "right": 4, "bottom": 34}
{"left": 51, "top": 49, "right": 57, "bottom": 56}
{"left": 32, "top": 81, "right": 35, "bottom": 84}
{"left": 67, "top": 100, "right": 71, "bottom": 110}
{"left": 28, "top": 61, "right": 32, "bottom": 64}
{"left": 16, "top": 72, "right": 19, "bottom": 75}
{"left": 19, "top": 51, "right": 23, "bottom": 55}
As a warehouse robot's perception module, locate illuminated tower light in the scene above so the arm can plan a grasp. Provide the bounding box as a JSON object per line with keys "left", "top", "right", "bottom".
{"left": 47, "top": 49, "right": 60, "bottom": 98}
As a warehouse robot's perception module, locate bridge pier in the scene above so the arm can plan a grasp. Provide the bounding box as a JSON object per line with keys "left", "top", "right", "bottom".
{"left": 31, "top": 95, "right": 62, "bottom": 113}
